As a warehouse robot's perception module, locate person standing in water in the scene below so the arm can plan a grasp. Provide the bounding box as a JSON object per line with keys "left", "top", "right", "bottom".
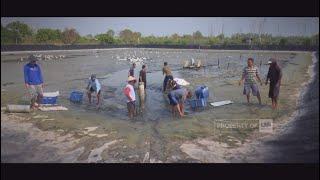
{"left": 123, "top": 76, "right": 137, "bottom": 119}
{"left": 239, "top": 58, "right": 263, "bottom": 105}
{"left": 86, "top": 74, "right": 101, "bottom": 105}
{"left": 162, "top": 62, "right": 173, "bottom": 92}
{"left": 265, "top": 58, "right": 282, "bottom": 110}
{"left": 138, "top": 65, "right": 147, "bottom": 111}
{"left": 168, "top": 88, "right": 192, "bottom": 118}
{"left": 139, "top": 64, "right": 147, "bottom": 89}
{"left": 128, "top": 63, "right": 136, "bottom": 77}
{"left": 24, "top": 55, "right": 44, "bottom": 109}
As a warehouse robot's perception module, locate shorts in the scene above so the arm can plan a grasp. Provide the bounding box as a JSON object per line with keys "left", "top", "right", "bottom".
{"left": 88, "top": 87, "right": 101, "bottom": 94}
{"left": 127, "top": 101, "right": 136, "bottom": 111}
{"left": 168, "top": 92, "right": 179, "bottom": 106}
{"left": 243, "top": 83, "right": 260, "bottom": 96}
{"left": 163, "top": 75, "right": 173, "bottom": 91}
{"left": 269, "top": 82, "right": 280, "bottom": 98}
{"left": 28, "top": 85, "right": 43, "bottom": 99}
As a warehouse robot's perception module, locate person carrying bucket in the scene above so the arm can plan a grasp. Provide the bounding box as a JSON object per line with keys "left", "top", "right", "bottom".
{"left": 162, "top": 62, "right": 173, "bottom": 92}
{"left": 168, "top": 88, "right": 192, "bottom": 118}
{"left": 86, "top": 74, "right": 101, "bottom": 105}
{"left": 24, "top": 55, "right": 44, "bottom": 109}
{"left": 123, "top": 76, "right": 137, "bottom": 119}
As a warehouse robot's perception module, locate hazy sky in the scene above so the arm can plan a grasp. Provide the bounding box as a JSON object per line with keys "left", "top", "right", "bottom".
{"left": 1, "top": 17, "right": 319, "bottom": 37}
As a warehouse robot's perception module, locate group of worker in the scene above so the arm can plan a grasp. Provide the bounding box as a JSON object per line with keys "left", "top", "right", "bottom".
{"left": 123, "top": 62, "right": 192, "bottom": 119}
{"left": 23, "top": 54, "right": 282, "bottom": 120}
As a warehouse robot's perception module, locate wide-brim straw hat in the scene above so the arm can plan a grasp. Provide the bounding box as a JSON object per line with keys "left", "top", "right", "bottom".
{"left": 127, "top": 76, "right": 137, "bottom": 82}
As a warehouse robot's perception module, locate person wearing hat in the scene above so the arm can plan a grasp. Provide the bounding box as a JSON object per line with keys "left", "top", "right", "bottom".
{"left": 123, "top": 76, "right": 137, "bottom": 119}
{"left": 86, "top": 74, "right": 101, "bottom": 105}
{"left": 24, "top": 55, "right": 44, "bottom": 109}
{"left": 265, "top": 58, "right": 282, "bottom": 110}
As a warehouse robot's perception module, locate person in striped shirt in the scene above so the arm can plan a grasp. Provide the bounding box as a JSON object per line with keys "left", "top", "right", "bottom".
{"left": 239, "top": 58, "right": 263, "bottom": 105}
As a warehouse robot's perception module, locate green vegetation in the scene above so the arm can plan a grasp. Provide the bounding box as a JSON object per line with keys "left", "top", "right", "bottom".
{"left": 1, "top": 21, "right": 319, "bottom": 47}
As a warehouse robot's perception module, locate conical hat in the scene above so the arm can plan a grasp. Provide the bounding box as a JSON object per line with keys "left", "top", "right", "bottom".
{"left": 127, "top": 76, "right": 137, "bottom": 82}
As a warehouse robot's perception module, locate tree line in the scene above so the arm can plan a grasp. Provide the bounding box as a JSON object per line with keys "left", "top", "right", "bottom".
{"left": 1, "top": 21, "right": 319, "bottom": 47}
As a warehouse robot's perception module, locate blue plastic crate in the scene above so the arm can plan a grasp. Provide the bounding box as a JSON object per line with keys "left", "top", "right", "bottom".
{"left": 190, "top": 98, "right": 207, "bottom": 109}
{"left": 70, "top": 91, "right": 84, "bottom": 103}
{"left": 197, "top": 98, "right": 207, "bottom": 107}
{"left": 41, "top": 96, "right": 58, "bottom": 104}
{"left": 195, "top": 86, "right": 209, "bottom": 99}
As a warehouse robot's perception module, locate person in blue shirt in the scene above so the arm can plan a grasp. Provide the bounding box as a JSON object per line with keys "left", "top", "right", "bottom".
{"left": 168, "top": 88, "right": 192, "bottom": 118}
{"left": 24, "top": 55, "right": 44, "bottom": 109}
{"left": 86, "top": 74, "right": 101, "bottom": 105}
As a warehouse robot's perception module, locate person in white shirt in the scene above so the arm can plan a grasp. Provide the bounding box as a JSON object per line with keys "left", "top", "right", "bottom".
{"left": 123, "top": 76, "right": 137, "bottom": 119}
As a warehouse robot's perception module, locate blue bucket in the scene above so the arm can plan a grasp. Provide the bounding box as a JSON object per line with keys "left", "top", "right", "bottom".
{"left": 70, "top": 91, "right": 84, "bottom": 103}
{"left": 195, "top": 86, "right": 209, "bottom": 99}
{"left": 190, "top": 98, "right": 207, "bottom": 109}
{"left": 41, "top": 96, "right": 58, "bottom": 104}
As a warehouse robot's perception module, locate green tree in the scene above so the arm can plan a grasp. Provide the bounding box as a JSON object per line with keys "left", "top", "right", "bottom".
{"left": 279, "top": 38, "right": 287, "bottom": 46}
{"left": 311, "top": 34, "right": 319, "bottom": 46}
{"left": 216, "top": 33, "right": 225, "bottom": 44}
{"left": 193, "top": 31, "right": 203, "bottom": 39}
{"left": 119, "top": 29, "right": 142, "bottom": 44}
{"left": 36, "top": 28, "right": 61, "bottom": 43}
{"left": 208, "top": 36, "right": 219, "bottom": 45}
{"left": 303, "top": 37, "right": 311, "bottom": 47}
{"left": 95, "top": 33, "right": 115, "bottom": 44}
{"left": 106, "top": 29, "right": 115, "bottom": 37}
{"left": 132, "top": 32, "right": 141, "bottom": 44}
{"left": 1, "top": 25, "right": 15, "bottom": 44}
{"left": 119, "top": 29, "right": 132, "bottom": 44}
{"left": 6, "top": 21, "right": 33, "bottom": 44}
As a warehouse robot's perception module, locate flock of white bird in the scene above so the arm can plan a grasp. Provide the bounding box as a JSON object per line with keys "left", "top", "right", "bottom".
{"left": 115, "top": 56, "right": 149, "bottom": 64}
{"left": 19, "top": 54, "right": 67, "bottom": 62}
{"left": 113, "top": 50, "right": 157, "bottom": 64}
{"left": 34, "top": 54, "right": 66, "bottom": 60}
{"left": 17, "top": 50, "right": 201, "bottom": 65}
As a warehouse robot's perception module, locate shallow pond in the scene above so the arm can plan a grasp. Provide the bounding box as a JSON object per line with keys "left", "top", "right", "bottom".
{"left": 1, "top": 48, "right": 312, "bottom": 162}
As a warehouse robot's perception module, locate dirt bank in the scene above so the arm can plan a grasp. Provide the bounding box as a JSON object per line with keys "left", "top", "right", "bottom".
{"left": 178, "top": 52, "right": 319, "bottom": 163}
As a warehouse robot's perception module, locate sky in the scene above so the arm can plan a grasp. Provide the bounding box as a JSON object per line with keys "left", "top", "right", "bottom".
{"left": 1, "top": 17, "right": 319, "bottom": 37}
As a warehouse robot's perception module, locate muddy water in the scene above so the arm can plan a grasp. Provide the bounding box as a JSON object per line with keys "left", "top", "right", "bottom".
{"left": 1, "top": 49, "right": 312, "bottom": 162}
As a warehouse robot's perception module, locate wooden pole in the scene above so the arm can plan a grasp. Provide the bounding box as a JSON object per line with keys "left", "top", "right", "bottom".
{"left": 260, "top": 60, "right": 262, "bottom": 68}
